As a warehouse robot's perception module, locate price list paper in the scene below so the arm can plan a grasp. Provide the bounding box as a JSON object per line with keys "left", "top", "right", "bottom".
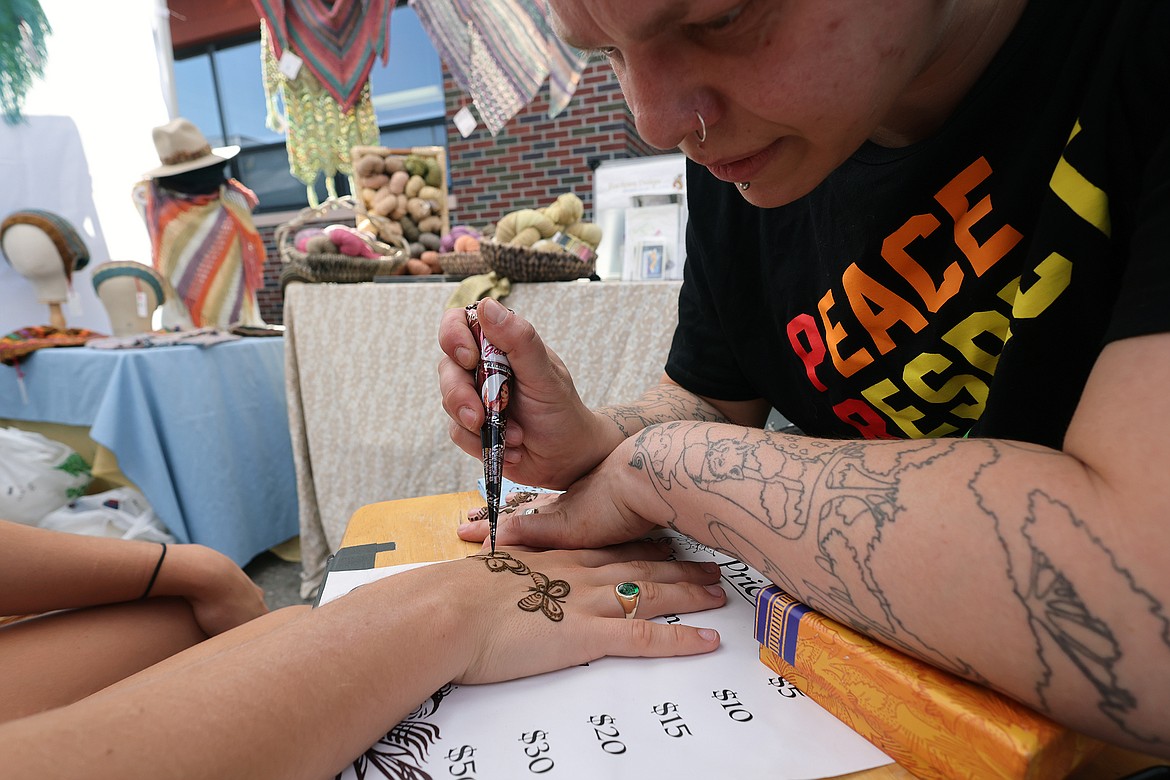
{"left": 320, "top": 533, "right": 893, "bottom": 779}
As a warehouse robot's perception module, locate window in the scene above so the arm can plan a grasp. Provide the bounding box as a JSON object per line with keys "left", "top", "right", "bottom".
{"left": 173, "top": 5, "right": 445, "bottom": 213}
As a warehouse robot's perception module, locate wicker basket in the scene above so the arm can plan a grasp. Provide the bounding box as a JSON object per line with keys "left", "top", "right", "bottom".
{"left": 480, "top": 241, "right": 596, "bottom": 282}
{"left": 438, "top": 251, "right": 488, "bottom": 277}
{"left": 276, "top": 196, "right": 408, "bottom": 289}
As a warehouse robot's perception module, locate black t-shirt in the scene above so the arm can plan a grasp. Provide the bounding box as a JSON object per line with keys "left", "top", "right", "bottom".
{"left": 666, "top": 0, "right": 1170, "bottom": 448}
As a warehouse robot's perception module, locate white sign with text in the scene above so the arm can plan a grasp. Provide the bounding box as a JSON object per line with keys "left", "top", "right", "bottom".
{"left": 320, "top": 533, "right": 892, "bottom": 780}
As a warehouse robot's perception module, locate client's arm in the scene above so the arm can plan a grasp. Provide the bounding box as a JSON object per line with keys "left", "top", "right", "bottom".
{"left": 0, "top": 519, "right": 267, "bottom": 635}
{"left": 0, "top": 544, "right": 724, "bottom": 779}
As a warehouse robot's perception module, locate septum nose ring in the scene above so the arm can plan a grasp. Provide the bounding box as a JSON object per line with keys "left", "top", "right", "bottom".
{"left": 695, "top": 111, "right": 707, "bottom": 143}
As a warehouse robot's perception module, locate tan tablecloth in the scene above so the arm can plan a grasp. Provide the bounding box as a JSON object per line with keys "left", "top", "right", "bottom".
{"left": 284, "top": 280, "right": 683, "bottom": 597}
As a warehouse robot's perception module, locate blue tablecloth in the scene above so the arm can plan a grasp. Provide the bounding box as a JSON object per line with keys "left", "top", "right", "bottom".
{"left": 0, "top": 338, "right": 298, "bottom": 565}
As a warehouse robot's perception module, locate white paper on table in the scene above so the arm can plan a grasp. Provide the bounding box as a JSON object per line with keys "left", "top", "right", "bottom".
{"left": 320, "top": 532, "right": 893, "bottom": 780}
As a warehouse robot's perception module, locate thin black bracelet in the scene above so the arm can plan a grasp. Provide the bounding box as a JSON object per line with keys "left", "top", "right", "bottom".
{"left": 140, "top": 542, "right": 167, "bottom": 600}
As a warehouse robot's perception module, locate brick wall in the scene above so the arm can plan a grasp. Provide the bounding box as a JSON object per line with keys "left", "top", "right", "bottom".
{"left": 446, "top": 56, "right": 663, "bottom": 228}
{"left": 257, "top": 56, "right": 662, "bottom": 324}
{"left": 257, "top": 227, "right": 284, "bottom": 324}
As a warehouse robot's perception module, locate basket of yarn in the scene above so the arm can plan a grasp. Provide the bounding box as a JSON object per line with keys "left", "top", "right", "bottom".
{"left": 276, "top": 196, "right": 408, "bottom": 288}
{"left": 480, "top": 240, "right": 596, "bottom": 283}
{"left": 438, "top": 251, "right": 488, "bottom": 277}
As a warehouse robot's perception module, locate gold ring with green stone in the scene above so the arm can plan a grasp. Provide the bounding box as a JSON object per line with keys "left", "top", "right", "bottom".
{"left": 614, "top": 581, "right": 640, "bottom": 619}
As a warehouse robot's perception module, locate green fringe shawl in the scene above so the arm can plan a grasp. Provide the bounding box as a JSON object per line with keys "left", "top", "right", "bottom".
{"left": 0, "top": 0, "right": 51, "bottom": 124}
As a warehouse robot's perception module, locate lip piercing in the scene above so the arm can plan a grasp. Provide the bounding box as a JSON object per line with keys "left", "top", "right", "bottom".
{"left": 738, "top": 182, "right": 751, "bottom": 191}
{"left": 695, "top": 111, "right": 707, "bottom": 143}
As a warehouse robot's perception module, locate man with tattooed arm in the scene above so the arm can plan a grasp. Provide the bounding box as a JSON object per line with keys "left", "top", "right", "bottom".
{"left": 439, "top": 0, "right": 1170, "bottom": 759}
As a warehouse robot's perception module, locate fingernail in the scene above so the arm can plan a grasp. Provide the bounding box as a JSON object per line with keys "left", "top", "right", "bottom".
{"left": 698, "top": 628, "right": 719, "bottom": 642}
{"left": 704, "top": 584, "right": 725, "bottom": 597}
{"left": 483, "top": 298, "right": 508, "bottom": 324}
{"left": 455, "top": 346, "right": 475, "bottom": 368}
{"left": 459, "top": 407, "right": 477, "bottom": 428}
{"left": 700, "top": 562, "right": 720, "bottom": 573}
{"left": 458, "top": 522, "right": 473, "bottom": 532}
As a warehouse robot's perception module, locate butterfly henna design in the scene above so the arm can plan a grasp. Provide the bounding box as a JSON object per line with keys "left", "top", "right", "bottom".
{"left": 471, "top": 551, "right": 570, "bottom": 623}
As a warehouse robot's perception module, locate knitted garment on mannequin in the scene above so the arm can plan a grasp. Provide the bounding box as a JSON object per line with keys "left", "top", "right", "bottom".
{"left": 141, "top": 180, "right": 266, "bottom": 329}
{"left": 0, "top": 209, "right": 90, "bottom": 280}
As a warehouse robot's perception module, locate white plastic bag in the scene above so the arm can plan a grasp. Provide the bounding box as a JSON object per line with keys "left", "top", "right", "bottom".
{"left": 39, "top": 487, "right": 175, "bottom": 543}
{"left": 0, "top": 426, "right": 93, "bottom": 525}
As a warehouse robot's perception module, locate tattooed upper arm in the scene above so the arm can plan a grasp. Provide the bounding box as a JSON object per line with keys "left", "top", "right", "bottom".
{"left": 598, "top": 378, "right": 767, "bottom": 439}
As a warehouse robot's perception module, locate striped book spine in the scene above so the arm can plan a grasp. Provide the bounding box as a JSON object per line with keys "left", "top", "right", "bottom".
{"left": 755, "top": 585, "right": 1100, "bottom": 779}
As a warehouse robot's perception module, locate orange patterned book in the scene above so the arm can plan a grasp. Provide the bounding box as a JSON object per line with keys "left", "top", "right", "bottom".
{"left": 755, "top": 585, "right": 1101, "bottom": 779}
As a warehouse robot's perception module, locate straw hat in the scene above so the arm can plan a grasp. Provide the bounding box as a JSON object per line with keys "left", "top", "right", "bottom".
{"left": 142, "top": 118, "right": 240, "bottom": 178}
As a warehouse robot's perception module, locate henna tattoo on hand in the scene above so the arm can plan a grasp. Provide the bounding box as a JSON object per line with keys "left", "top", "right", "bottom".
{"left": 468, "top": 493, "right": 542, "bottom": 523}
{"left": 506, "top": 491, "right": 539, "bottom": 506}
{"left": 475, "top": 550, "right": 531, "bottom": 575}
{"left": 470, "top": 551, "right": 571, "bottom": 622}
{"left": 519, "top": 571, "right": 570, "bottom": 621}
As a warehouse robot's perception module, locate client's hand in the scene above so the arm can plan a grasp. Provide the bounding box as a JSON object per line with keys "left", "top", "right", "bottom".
{"left": 154, "top": 544, "right": 269, "bottom": 636}
{"left": 379, "top": 541, "right": 726, "bottom": 686}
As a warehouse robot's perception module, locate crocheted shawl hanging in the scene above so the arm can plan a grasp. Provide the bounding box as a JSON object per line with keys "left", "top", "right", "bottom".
{"left": 409, "top": 0, "right": 588, "bottom": 136}
{"left": 251, "top": 0, "right": 392, "bottom": 113}
{"left": 260, "top": 19, "right": 379, "bottom": 203}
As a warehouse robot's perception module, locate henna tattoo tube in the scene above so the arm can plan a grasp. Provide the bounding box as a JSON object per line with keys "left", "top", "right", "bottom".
{"left": 466, "top": 304, "right": 514, "bottom": 554}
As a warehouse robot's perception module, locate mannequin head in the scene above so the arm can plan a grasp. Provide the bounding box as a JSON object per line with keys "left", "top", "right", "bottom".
{"left": 91, "top": 261, "right": 167, "bottom": 336}
{"left": 0, "top": 210, "right": 90, "bottom": 304}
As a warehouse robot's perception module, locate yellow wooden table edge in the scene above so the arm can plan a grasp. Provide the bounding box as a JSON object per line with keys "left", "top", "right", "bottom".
{"left": 340, "top": 491, "right": 483, "bottom": 567}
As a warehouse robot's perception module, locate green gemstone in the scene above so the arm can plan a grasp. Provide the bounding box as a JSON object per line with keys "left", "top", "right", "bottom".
{"left": 616, "top": 582, "right": 640, "bottom": 598}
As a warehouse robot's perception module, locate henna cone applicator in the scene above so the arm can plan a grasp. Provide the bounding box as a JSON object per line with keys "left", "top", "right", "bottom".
{"left": 465, "top": 303, "right": 514, "bottom": 554}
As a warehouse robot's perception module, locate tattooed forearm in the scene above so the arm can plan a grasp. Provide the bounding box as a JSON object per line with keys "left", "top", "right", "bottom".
{"left": 998, "top": 488, "right": 1167, "bottom": 742}
{"left": 624, "top": 421, "right": 1170, "bottom": 750}
{"left": 470, "top": 551, "right": 570, "bottom": 622}
{"left": 627, "top": 423, "right": 954, "bottom": 663}
{"left": 599, "top": 384, "right": 731, "bottom": 439}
